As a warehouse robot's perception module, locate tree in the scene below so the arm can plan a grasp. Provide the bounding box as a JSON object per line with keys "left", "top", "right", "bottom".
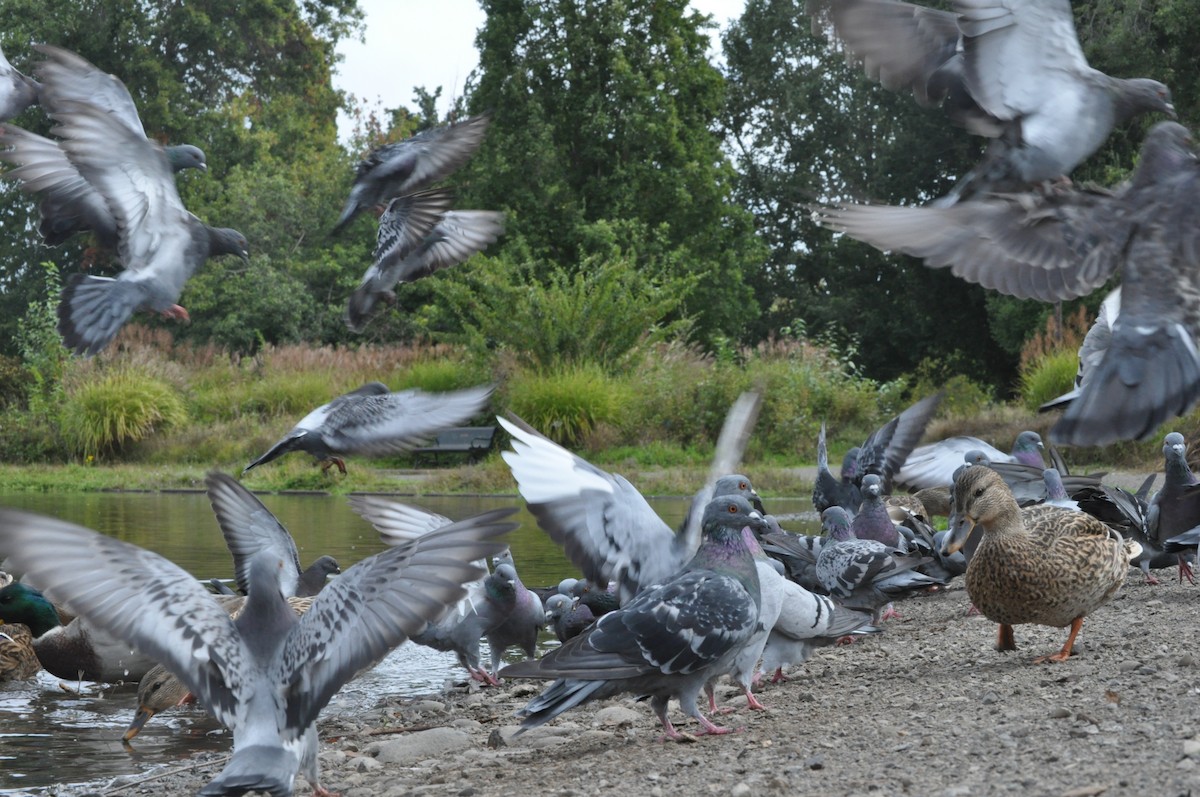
{"left": 457, "top": 0, "right": 767, "bottom": 348}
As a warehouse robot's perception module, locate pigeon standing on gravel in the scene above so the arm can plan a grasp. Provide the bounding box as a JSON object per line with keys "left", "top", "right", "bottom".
{"left": 345, "top": 191, "right": 505, "bottom": 332}
{"left": 484, "top": 550, "right": 545, "bottom": 674}
{"left": 501, "top": 495, "right": 765, "bottom": 739}
{"left": 1147, "top": 433, "right": 1200, "bottom": 584}
{"left": 544, "top": 594, "right": 595, "bottom": 643}
{"left": 850, "top": 474, "right": 904, "bottom": 548}
{"left": 0, "top": 505, "right": 515, "bottom": 797}
{"left": 243, "top": 382, "right": 493, "bottom": 475}
{"left": 815, "top": 506, "right": 942, "bottom": 623}
{"left": 0, "top": 43, "right": 39, "bottom": 121}
{"left": 333, "top": 113, "right": 491, "bottom": 234}
{"left": 21, "top": 45, "right": 247, "bottom": 356}
{"left": 813, "top": 122, "right": 1200, "bottom": 446}
{"left": 809, "top": 0, "right": 1175, "bottom": 204}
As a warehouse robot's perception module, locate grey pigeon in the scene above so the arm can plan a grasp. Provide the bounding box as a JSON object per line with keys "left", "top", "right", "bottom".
{"left": 0, "top": 504, "right": 515, "bottom": 797}
{"left": 812, "top": 392, "right": 943, "bottom": 513}
{"left": 484, "top": 549, "right": 545, "bottom": 674}
{"left": 333, "top": 113, "right": 491, "bottom": 234}
{"left": 896, "top": 431, "right": 1046, "bottom": 491}
{"left": 244, "top": 382, "right": 493, "bottom": 474}
{"left": 1146, "top": 433, "right": 1200, "bottom": 584}
{"left": 815, "top": 506, "right": 942, "bottom": 623}
{"left": 0, "top": 43, "right": 38, "bottom": 121}
{"left": 813, "top": 122, "right": 1200, "bottom": 445}
{"left": 1074, "top": 473, "right": 1175, "bottom": 585}
{"left": 850, "top": 474, "right": 903, "bottom": 547}
{"left": 544, "top": 594, "right": 595, "bottom": 643}
{"left": 499, "top": 414, "right": 701, "bottom": 605}
{"left": 347, "top": 496, "right": 504, "bottom": 685}
{"left": 1040, "top": 288, "right": 1121, "bottom": 413}
{"left": 501, "top": 495, "right": 765, "bottom": 739}
{"left": 759, "top": 517, "right": 826, "bottom": 595}
{"left": 205, "top": 473, "right": 340, "bottom": 599}
{"left": 17, "top": 45, "right": 232, "bottom": 356}
{"left": 0, "top": 45, "right": 206, "bottom": 249}
{"left": 1041, "top": 468, "right": 1077, "bottom": 511}
{"left": 810, "top": 0, "right": 1174, "bottom": 204}
{"left": 345, "top": 194, "right": 505, "bottom": 332}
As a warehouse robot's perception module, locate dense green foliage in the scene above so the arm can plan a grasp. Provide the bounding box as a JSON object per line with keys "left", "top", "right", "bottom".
{"left": 1, "top": 0, "right": 1196, "bottom": 469}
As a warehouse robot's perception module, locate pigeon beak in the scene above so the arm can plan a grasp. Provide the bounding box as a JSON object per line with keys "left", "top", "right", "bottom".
{"left": 942, "top": 513, "right": 976, "bottom": 556}
{"left": 1166, "top": 102, "right": 1177, "bottom": 119}
{"left": 239, "top": 248, "right": 250, "bottom": 264}
{"left": 197, "top": 162, "right": 208, "bottom": 172}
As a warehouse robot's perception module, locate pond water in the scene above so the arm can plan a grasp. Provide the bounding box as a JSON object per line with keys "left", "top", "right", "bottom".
{"left": 0, "top": 488, "right": 817, "bottom": 795}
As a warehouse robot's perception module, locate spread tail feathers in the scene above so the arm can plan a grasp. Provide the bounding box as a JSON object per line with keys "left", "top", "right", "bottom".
{"left": 57, "top": 274, "right": 145, "bottom": 356}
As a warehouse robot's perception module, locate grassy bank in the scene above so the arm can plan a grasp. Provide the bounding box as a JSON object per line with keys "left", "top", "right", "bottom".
{"left": 0, "top": 324, "right": 1188, "bottom": 496}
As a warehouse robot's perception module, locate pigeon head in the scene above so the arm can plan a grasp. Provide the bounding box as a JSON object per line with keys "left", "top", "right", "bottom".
{"left": 860, "top": 473, "right": 883, "bottom": 499}
{"left": 712, "top": 474, "right": 764, "bottom": 513}
{"left": 1118, "top": 78, "right": 1175, "bottom": 120}
{"left": 702, "top": 494, "right": 767, "bottom": 539}
{"left": 0, "top": 581, "right": 60, "bottom": 637}
{"left": 165, "top": 144, "right": 207, "bottom": 173}
{"left": 210, "top": 227, "right": 250, "bottom": 262}
{"left": 964, "top": 449, "right": 991, "bottom": 467}
{"left": 1042, "top": 468, "right": 1069, "bottom": 502}
{"left": 1133, "top": 122, "right": 1195, "bottom": 188}
{"left": 1011, "top": 432, "right": 1045, "bottom": 468}
{"left": 544, "top": 593, "right": 571, "bottom": 621}
{"left": 820, "top": 506, "right": 853, "bottom": 542}
{"left": 487, "top": 563, "right": 518, "bottom": 599}
{"left": 556, "top": 577, "right": 578, "bottom": 596}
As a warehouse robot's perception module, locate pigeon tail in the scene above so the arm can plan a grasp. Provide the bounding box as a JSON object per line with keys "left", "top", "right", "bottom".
{"left": 58, "top": 273, "right": 146, "bottom": 356}
{"left": 1052, "top": 321, "right": 1200, "bottom": 446}
{"left": 515, "top": 677, "right": 612, "bottom": 733}
{"left": 198, "top": 744, "right": 297, "bottom": 797}
{"left": 243, "top": 433, "right": 306, "bottom": 473}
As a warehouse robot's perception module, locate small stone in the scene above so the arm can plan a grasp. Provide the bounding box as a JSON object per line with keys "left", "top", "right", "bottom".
{"left": 375, "top": 728, "right": 472, "bottom": 765}
{"left": 805, "top": 755, "right": 825, "bottom": 770}
{"left": 1049, "top": 707, "right": 1072, "bottom": 719}
{"left": 1182, "top": 739, "right": 1200, "bottom": 757}
{"left": 487, "top": 729, "right": 506, "bottom": 749}
{"left": 1178, "top": 654, "right": 1195, "bottom": 668}
{"left": 731, "top": 783, "right": 752, "bottom": 797}
{"left": 595, "top": 706, "right": 643, "bottom": 728}
{"left": 1177, "top": 758, "right": 1196, "bottom": 771}
{"left": 351, "top": 756, "right": 382, "bottom": 773}
{"left": 1118, "top": 662, "right": 1140, "bottom": 673}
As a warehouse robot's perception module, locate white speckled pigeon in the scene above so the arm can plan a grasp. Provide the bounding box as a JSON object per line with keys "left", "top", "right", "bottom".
{"left": 345, "top": 190, "right": 505, "bottom": 332}
{"left": 244, "top": 382, "right": 493, "bottom": 475}
{"left": 814, "top": 122, "right": 1200, "bottom": 445}
{"left": 812, "top": 392, "right": 943, "bottom": 514}
{"left": 333, "top": 113, "right": 491, "bottom": 234}
{"left": 0, "top": 43, "right": 39, "bottom": 122}
{"left": 816, "top": 506, "right": 943, "bottom": 623}
{"left": 0, "top": 504, "right": 515, "bottom": 797}
{"left": 205, "top": 473, "right": 339, "bottom": 599}
{"left": 501, "top": 495, "right": 765, "bottom": 739}
{"left": 810, "top": 0, "right": 1174, "bottom": 204}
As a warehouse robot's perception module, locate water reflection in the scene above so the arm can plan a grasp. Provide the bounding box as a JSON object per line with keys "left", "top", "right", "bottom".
{"left": 0, "top": 489, "right": 817, "bottom": 794}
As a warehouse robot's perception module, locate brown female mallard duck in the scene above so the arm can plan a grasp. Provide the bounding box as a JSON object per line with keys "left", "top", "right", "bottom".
{"left": 944, "top": 465, "right": 1141, "bottom": 663}
{"left": 0, "top": 622, "right": 41, "bottom": 681}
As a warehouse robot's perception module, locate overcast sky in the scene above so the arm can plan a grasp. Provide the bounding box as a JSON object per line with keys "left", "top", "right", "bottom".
{"left": 332, "top": 0, "right": 747, "bottom": 139}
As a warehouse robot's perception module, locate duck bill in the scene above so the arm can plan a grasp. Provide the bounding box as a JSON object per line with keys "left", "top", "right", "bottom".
{"left": 942, "top": 514, "right": 976, "bottom": 556}
{"left": 122, "top": 706, "right": 155, "bottom": 742}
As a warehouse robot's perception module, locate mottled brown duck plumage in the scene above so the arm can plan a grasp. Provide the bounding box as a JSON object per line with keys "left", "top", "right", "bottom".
{"left": 946, "top": 466, "right": 1139, "bottom": 663}
{"left": 0, "top": 622, "right": 41, "bottom": 681}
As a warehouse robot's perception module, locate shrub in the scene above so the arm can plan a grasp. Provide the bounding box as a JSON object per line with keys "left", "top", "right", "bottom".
{"left": 60, "top": 371, "right": 187, "bottom": 459}
{"left": 392, "top": 358, "right": 491, "bottom": 393}
{"left": 505, "top": 364, "right": 630, "bottom": 448}
{"left": 1019, "top": 351, "right": 1079, "bottom": 412}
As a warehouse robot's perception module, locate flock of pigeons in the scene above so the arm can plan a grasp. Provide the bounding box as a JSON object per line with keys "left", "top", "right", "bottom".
{"left": 0, "top": 1, "right": 1199, "bottom": 794}
{"left": 0, "top": 43, "right": 504, "bottom": 355}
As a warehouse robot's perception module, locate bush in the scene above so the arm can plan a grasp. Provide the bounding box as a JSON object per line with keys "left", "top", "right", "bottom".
{"left": 392, "top": 358, "right": 491, "bottom": 393}
{"left": 1019, "top": 351, "right": 1078, "bottom": 412}
{"left": 505, "top": 364, "right": 630, "bottom": 448}
{"left": 60, "top": 371, "right": 188, "bottom": 459}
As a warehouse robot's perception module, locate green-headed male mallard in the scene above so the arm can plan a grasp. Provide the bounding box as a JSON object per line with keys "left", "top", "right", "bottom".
{"left": 945, "top": 465, "right": 1140, "bottom": 663}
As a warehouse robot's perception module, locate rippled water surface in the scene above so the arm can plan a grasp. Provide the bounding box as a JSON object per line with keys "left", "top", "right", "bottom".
{"left": 0, "top": 489, "right": 816, "bottom": 794}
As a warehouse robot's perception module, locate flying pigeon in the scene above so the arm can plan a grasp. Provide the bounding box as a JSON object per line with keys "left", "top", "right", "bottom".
{"left": 0, "top": 43, "right": 39, "bottom": 121}
{"left": 1039, "top": 288, "right": 1121, "bottom": 413}
{"left": 0, "top": 504, "right": 515, "bottom": 797}
{"left": 813, "top": 122, "right": 1200, "bottom": 445}
{"left": 345, "top": 189, "right": 505, "bottom": 332}
{"left": 13, "top": 45, "right": 233, "bottom": 356}
{"left": 809, "top": 0, "right": 1174, "bottom": 204}
{"left": 896, "top": 431, "right": 1045, "bottom": 491}
{"left": 333, "top": 113, "right": 490, "bottom": 234}
{"left": 244, "top": 382, "right": 493, "bottom": 474}
{"left": 501, "top": 495, "right": 765, "bottom": 739}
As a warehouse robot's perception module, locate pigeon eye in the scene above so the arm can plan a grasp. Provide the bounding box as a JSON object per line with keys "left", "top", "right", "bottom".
{"left": 727, "top": 504, "right": 738, "bottom": 513}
